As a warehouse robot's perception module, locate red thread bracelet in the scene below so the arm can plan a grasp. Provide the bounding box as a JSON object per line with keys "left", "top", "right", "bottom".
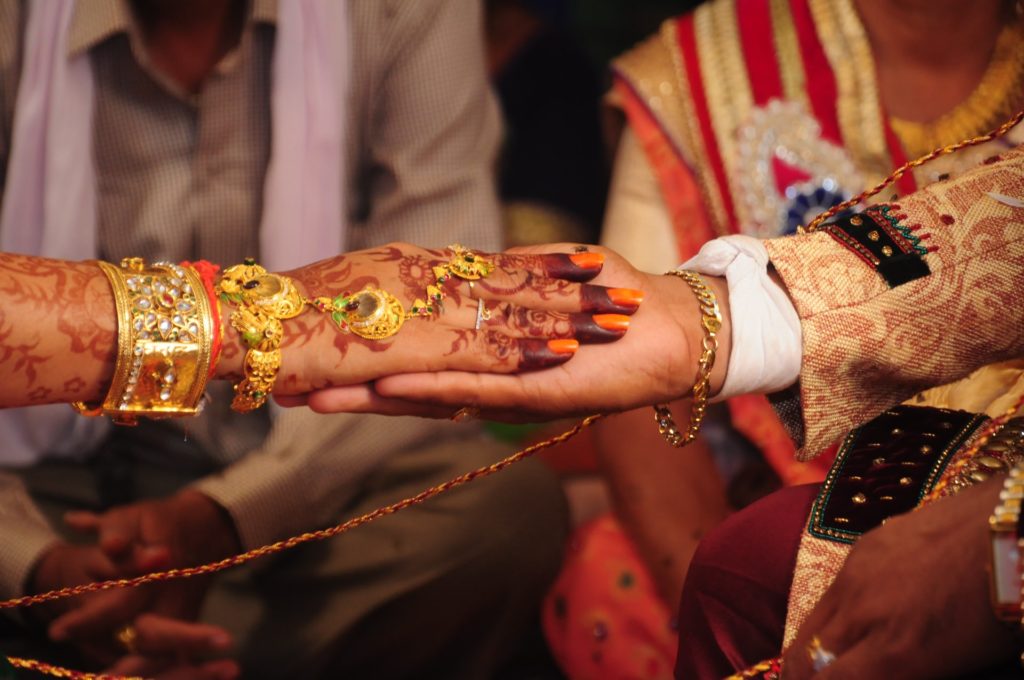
{"left": 181, "top": 260, "right": 223, "bottom": 377}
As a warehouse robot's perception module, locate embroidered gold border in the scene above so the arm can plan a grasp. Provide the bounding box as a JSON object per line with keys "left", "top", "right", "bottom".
{"left": 694, "top": 0, "right": 754, "bottom": 228}
{"left": 808, "top": 0, "right": 891, "bottom": 184}
{"left": 661, "top": 19, "right": 731, "bottom": 234}
{"left": 768, "top": 0, "right": 808, "bottom": 106}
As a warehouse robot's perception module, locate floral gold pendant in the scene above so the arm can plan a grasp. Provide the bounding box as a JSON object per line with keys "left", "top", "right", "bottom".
{"left": 324, "top": 287, "right": 406, "bottom": 340}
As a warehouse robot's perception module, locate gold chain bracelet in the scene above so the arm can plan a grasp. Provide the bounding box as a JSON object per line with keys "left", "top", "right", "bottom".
{"left": 653, "top": 270, "right": 722, "bottom": 447}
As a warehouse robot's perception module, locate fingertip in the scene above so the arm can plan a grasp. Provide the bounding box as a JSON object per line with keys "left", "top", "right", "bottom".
{"left": 519, "top": 338, "right": 577, "bottom": 370}
{"left": 63, "top": 510, "right": 99, "bottom": 531}
{"left": 210, "top": 631, "right": 233, "bottom": 650}
{"left": 48, "top": 621, "right": 68, "bottom": 642}
{"left": 568, "top": 252, "right": 605, "bottom": 270}
{"left": 135, "top": 545, "right": 171, "bottom": 572}
{"left": 543, "top": 253, "right": 604, "bottom": 282}
{"left": 581, "top": 285, "right": 644, "bottom": 315}
{"left": 548, "top": 339, "right": 579, "bottom": 354}
{"left": 607, "top": 288, "right": 645, "bottom": 307}
{"left": 99, "top": 532, "right": 131, "bottom": 556}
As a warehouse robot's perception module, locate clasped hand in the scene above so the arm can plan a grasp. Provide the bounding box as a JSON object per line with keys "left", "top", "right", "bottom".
{"left": 272, "top": 244, "right": 727, "bottom": 421}
{"left": 31, "top": 491, "right": 240, "bottom": 679}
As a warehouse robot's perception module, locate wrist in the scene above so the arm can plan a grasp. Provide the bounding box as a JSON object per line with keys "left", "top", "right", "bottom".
{"left": 171, "top": 490, "right": 242, "bottom": 562}
{"left": 28, "top": 542, "right": 66, "bottom": 595}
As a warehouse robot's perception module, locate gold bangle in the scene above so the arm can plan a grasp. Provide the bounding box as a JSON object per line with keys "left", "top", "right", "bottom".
{"left": 652, "top": 270, "right": 721, "bottom": 447}
{"left": 73, "top": 258, "right": 214, "bottom": 424}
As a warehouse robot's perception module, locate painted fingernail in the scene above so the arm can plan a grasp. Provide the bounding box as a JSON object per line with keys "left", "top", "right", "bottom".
{"left": 608, "top": 288, "right": 645, "bottom": 307}
{"left": 570, "top": 313, "right": 628, "bottom": 343}
{"left": 593, "top": 314, "right": 630, "bottom": 332}
{"left": 521, "top": 338, "right": 579, "bottom": 370}
{"left": 569, "top": 252, "right": 605, "bottom": 269}
{"left": 582, "top": 285, "right": 642, "bottom": 315}
{"left": 544, "top": 253, "right": 604, "bottom": 281}
{"left": 548, "top": 339, "right": 579, "bottom": 354}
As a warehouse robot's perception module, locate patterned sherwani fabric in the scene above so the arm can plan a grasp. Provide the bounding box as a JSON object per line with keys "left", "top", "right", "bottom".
{"left": 765, "top": 145, "right": 1024, "bottom": 461}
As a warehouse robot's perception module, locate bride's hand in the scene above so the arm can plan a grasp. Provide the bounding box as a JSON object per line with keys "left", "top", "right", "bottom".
{"left": 286, "top": 245, "right": 730, "bottom": 421}
{"left": 217, "top": 243, "right": 643, "bottom": 395}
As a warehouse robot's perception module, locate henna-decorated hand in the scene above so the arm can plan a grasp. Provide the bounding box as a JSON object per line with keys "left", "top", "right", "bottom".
{"left": 288, "top": 244, "right": 731, "bottom": 421}
{"left": 218, "top": 242, "right": 640, "bottom": 396}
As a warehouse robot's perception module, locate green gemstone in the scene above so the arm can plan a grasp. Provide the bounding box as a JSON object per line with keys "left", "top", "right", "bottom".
{"left": 244, "top": 257, "right": 256, "bottom": 265}
{"left": 252, "top": 391, "right": 264, "bottom": 399}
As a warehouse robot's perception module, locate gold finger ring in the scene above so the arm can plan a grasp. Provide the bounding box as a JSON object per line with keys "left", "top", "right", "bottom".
{"left": 115, "top": 624, "right": 139, "bottom": 654}
{"left": 451, "top": 406, "right": 480, "bottom": 423}
{"left": 474, "top": 298, "right": 492, "bottom": 330}
{"left": 807, "top": 634, "right": 836, "bottom": 672}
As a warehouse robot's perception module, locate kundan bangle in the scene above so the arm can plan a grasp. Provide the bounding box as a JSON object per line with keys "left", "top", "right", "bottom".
{"left": 73, "top": 258, "right": 214, "bottom": 424}
{"left": 652, "top": 270, "right": 721, "bottom": 447}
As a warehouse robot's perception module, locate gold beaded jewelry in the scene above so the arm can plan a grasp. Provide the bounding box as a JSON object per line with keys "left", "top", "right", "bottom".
{"left": 219, "top": 247, "right": 498, "bottom": 412}
{"left": 73, "top": 258, "right": 214, "bottom": 424}
{"left": 409, "top": 244, "right": 496, "bottom": 317}
{"left": 653, "top": 270, "right": 721, "bottom": 447}
{"left": 217, "top": 259, "right": 304, "bottom": 413}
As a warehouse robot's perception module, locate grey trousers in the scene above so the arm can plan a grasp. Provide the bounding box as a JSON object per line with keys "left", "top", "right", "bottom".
{"left": 14, "top": 434, "right": 568, "bottom": 679}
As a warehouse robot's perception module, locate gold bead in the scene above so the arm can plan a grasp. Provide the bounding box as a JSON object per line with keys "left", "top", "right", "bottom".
{"left": 978, "top": 456, "right": 1006, "bottom": 471}
{"left": 852, "top": 492, "right": 868, "bottom": 504}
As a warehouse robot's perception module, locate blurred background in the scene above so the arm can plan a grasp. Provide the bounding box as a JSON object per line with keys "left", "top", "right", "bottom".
{"left": 486, "top": 0, "right": 701, "bottom": 247}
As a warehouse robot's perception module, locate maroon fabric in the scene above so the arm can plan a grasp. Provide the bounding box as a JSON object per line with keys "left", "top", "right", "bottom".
{"left": 675, "top": 484, "right": 820, "bottom": 679}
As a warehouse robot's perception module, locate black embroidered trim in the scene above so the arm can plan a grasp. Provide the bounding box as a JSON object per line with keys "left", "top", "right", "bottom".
{"left": 808, "top": 405, "right": 986, "bottom": 544}
{"left": 822, "top": 205, "right": 931, "bottom": 288}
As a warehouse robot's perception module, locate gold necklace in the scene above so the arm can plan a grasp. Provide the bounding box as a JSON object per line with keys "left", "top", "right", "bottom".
{"left": 890, "top": 21, "right": 1024, "bottom": 158}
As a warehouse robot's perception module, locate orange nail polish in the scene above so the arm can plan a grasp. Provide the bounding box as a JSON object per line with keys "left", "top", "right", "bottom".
{"left": 607, "top": 288, "right": 645, "bottom": 306}
{"left": 569, "top": 252, "right": 605, "bottom": 269}
{"left": 593, "top": 314, "right": 630, "bottom": 332}
{"left": 548, "top": 339, "right": 580, "bottom": 354}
